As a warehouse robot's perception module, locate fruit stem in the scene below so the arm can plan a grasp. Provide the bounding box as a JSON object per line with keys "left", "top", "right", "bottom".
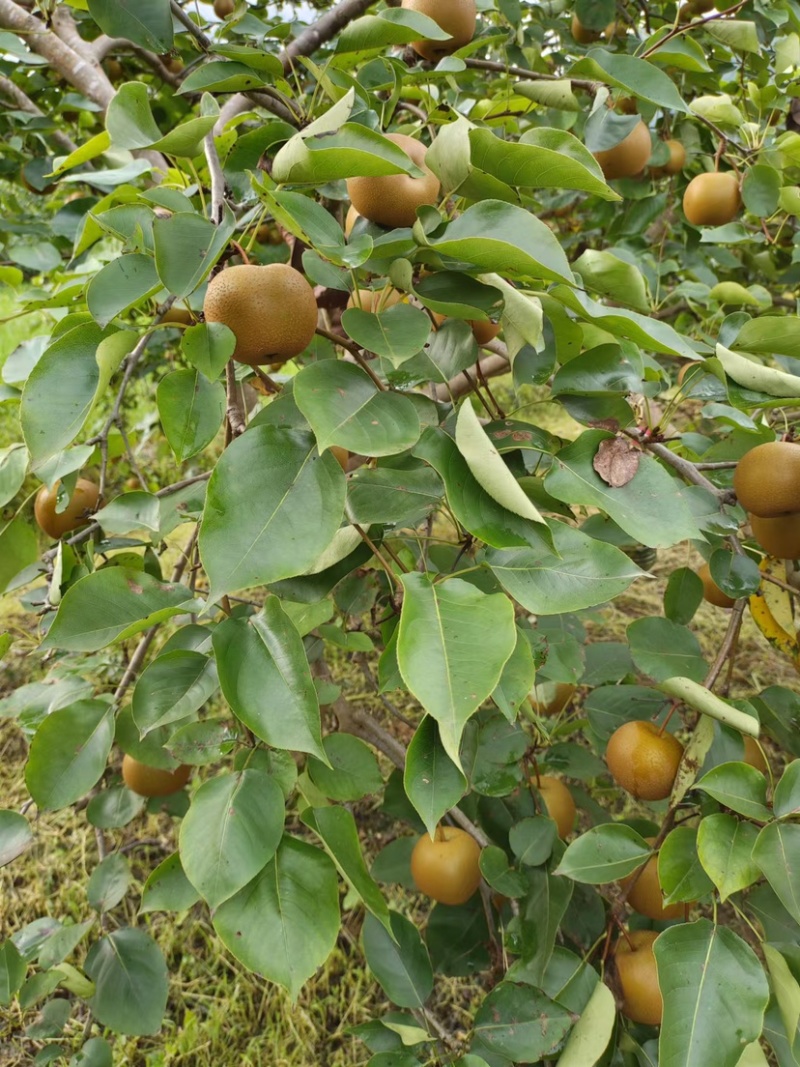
{"left": 230, "top": 239, "right": 251, "bottom": 265}
{"left": 434, "top": 823, "right": 446, "bottom": 843}
{"left": 615, "top": 919, "right": 636, "bottom": 952}
{"left": 656, "top": 699, "right": 680, "bottom": 737}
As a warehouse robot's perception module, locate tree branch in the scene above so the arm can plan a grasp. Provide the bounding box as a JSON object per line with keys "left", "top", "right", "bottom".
{"left": 0, "top": 0, "right": 114, "bottom": 109}
{"left": 204, "top": 132, "right": 226, "bottom": 224}
{"left": 169, "top": 0, "right": 211, "bottom": 50}
{"left": 435, "top": 353, "right": 510, "bottom": 402}
{"left": 464, "top": 57, "right": 599, "bottom": 94}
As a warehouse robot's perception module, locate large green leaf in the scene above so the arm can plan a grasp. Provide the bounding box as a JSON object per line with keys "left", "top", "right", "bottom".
{"left": 153, "top": 207, "right": 236, "bottom": 300}
{"left": 753, "top": 822, "right": 800, "bottom": 925}
{"left": 85, "top": 929, "right": 168, "bottom": 1036}
{"left": 0, "top": 445, "right": 28, "bottom": 510}
{"left": 697, "top": 814, "right": 761, "bottom": 902}
{"left": 87, "top": 0, "right": 172, "bottom": 51}
{"left": 473, "top": 982, "right": 573, "bottom": 1062}
{"left": 0, "top": 941, "right": 26, "bottom": 1007}
{"left": 396, "top": 573, "right": 516, "bottom": 768}
{"left": 549, "top": 286, "right": 698, "bottom": 359}
{"left": 86, "top": 255, "right": 160, "bottom": 329}
{"left": 0, "top": 520, "right": 38, "bottom": 594}
{"left": 303, "top": 806, "right": 392, "bottom": 935}
{"left": 132, "top": 650, "right": 218, "bottom": 736}
{"left": 293, "top": 362, "right": 421, "bottom": 457}
{"left": 456, "top": 399, "right": 545, "bottom": 524}
{"left": 362, "top": 911, "right": 433, "bottom": 1010}
{"left": 696, "top": 763, "right": 771, "bottom": 822}
{"left": 558, "top": 981, "right": 616, "bottom": 1067}
{"left": 735, "top": 317, "right": 800, "bottom": 360}
{"left": 341, "top": 305, "right": 431, "bottom": 368}
{"left": 337, "top": 8, "right": 450, "bottom": 51}
{"left": 570, "top": 50, "right": 687, "bottom": 112}
{"left": 487, "top": 521, "right": 642, "bottom": 614}
{"left": 545, "top": 430, "right": 702, "bottom": 549}
{"left": 273, "top": 122, "right": 423, "bottom": 185}
{"left": 140, "top": 853, "right": 201, "bottom": 914}
{"left": 425, "top": 201, "right": 572, "bottom": 283}
{"left": 346, "top": 465, "right": 443, "bottom": 527}
{"left": 211, "top": 599, "right": 326, "bottom": 760}
{"left": 0, "top": 810, "right": 33, "bottom": 868}
{"left": 157, "top": 370, "right": 225, "bottom": 462}
{"left": 659, "top": 827, "right": 715, "bottom": 906}
{"left": 179, "top": 770, "right": 285, "bottom": 909}
{"left": 213, "top": 836, "right": 340, "bottom": 999}
{"left": 654, "top": 921, "right": 769, "bottom": 1067}
{"left": 555, "top": 824, "right": 651, "bottom": 884}
{"left": 42, "top": 569, "right": 200, "bottom": 652}
{"left": 25, "top": 701, "right": 114, "bottom": 810}
{"left": 198, "top": 427, "right": 345, "bottom": 599}
{"left": 627, "top": 617, "right": 707, "bottom": 684}
{"left": 404, "top": 716, "right": 467, "bottom": 837}
{"left": 20, "top": 324, "right": 133, "bottom": 468}
{"left": 469, "top": 127, "right": 618, "bottom": 200}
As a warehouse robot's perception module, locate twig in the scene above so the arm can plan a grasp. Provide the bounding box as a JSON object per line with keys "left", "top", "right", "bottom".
{"left": 640, "top": 0, "right": 750, "bottom": 59}
{"left": 204, "top": 132, "right": 226, "bottom": 225}
{"left": 625, "top": 431, "right": 727, "bottom": 497}
{"left": 225, "top": 361, "right": 247, "bottom": 437}
{"left": 434, "top": 353, "right": 509, "bottom": 402}
{"left": 352, "top": 523, "right": 402, "bottom": 590}
{"left": 704, "top": 598, "right": 746, "bottom": 691}
{"left": 315, "top": 327, "right": 387, "bottom": 391}
{"left": 169, "top": 0, "right": 211, "bottom": 50}
{"left": 464, "top": 57, "right": 599, "bottom": 94}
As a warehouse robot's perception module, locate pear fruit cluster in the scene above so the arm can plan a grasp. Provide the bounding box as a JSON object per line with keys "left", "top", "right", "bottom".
{"left": 735, "top": 441, "right": 800, "bottom": 559}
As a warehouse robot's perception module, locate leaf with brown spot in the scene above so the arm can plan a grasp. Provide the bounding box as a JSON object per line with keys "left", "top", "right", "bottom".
{"left": 593, "top": 437, "right": 641, "bottom": 488}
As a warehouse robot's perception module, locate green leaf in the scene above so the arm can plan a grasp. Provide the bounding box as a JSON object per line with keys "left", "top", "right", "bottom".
{"left": 397, "top": 573, "right": 516, "bottom": 768}
{"left": 87, "top": 0, "right": 172, "bottom": 52}
{"left": 337, "top": 8, "right": 451, "bottom": 51}
{"left": 455, "top": 399, "right": 544, "bottom": 524}
{"left": 0, "top": 810, "right": 33, "bottom": 868}
{"left": 487, "top": 521, "right": 642, "bottom": 614}
{"left": 212, "top": 600, "right": 326, "bottom": 760}
{"left": 659, "top": 827, "right": 715, "bottom": 905}
{"left": 426, "top": 900, "right": 491, "bottom": 977}
{"left": 303, "top": 806, "right": 392, "bottom": 935}
{"left": 469, "top": 127, "right": 617, "bottom": 201}
{"left": 132, "top": 650, "right": 218, "bottom": 736}
{"left": 742, "top": 165, "right": 782, "bottom": 219}
{"left": 753, "top": 822, "right": 800, "bottom": 925}
{"left": 735, "top": 317, "right": 800, "bottom": 360}
{"left": 414, "top": 427, "right": 550, "bottom": 550}
{"left": 307, "top": 734, "right": 383, "bottom": 801}
{"left": 157, "top": 370, "right": 225, "bottom": 462}
{"left": 550, "top": 285, "right": 698, "bottom": 359}
{"left": 654, "top": 920, "right": 769, "bottom": 1067}
{"left": 554, "top": 824, "right": 651, "bottom": 884}
{"left": 362, "top": 911, "right": 433, "bottom": 1010}
{"left": 181, "top": 322, "right": 235, "bottom": 381}
{"left": 341, "top": 305, "right": 430, "bottom": 368}
{"left": 198, "top": 427, "right": 345, "bottom": 599}
{"left": 87, "top": 787, "right": 145, "bottom": 829}
{"left": 42, "top": 569, "right": 199, "bottom": 652}
{"left": 0, "top": 445, "right": 28, "bottom": 509}
{"left": 627, "top": 617, "right": 707, "bottom": 683}
{"left": 509, "top": 817, "right": 557, "bottom": 868}
{"left": 404, "top": 716, "right": 467, "bottom": 836}
{"left": 573, "top": 250, "right": 649, "bottom": 313}
{"left": 85, "top": 929, "right": 168, "bottom": 1036}
{"left": 273, "top": 121, "right": 424, "bottom": 186}
{"left": 153, "top": 207, "right": 236, "bottom": 301}
{"left": 473, "top": 982, "right": 573, "bottom": 1062}
{"left": 493, "top": 629, "right": 537, "bottom": 723}
{"left": 87, "top": 853, "right": 132, "bottom": 912}
{"left": 105, "top": 82, "right": 162, "bottom": 149}
{"left": 664, "top": 567, "right": 704, "bottom": 625}
{"left": 86, "top": 255, "right": 160, "bottom": 329}
{"left": 774, "top": 761, "right": 800, "bottom": 819}
{"left": 213, "top": 836, "right": 340, "bottom": 999}
{"left": 696, "top": 763, "right": 771, "bottom": 822}
{"left": 715, "top": 344, "right": 800, "bottom": 399}
{"left": 479, "top": 847, "right": 528, "bottom": 897}
{"left": 571, "top": 50, "right": 687, "bottom": 112}
{"left": 140, "top": 853, "right": 201, "bottom": 914}
{"left": 425, "top": 201, "right": 572, "bottom": 283}
{"left": 177, "top": 61, "right": 270, "bottom": 95}
{"left": 704, "top": 19, "right": 761, "bottom": 53}
{"left": 0, "top": 520, "right": 38, "bottom": 594}
{"left": 37, "top": 920, "right": 94, "bottom": 970}
{"left": 346, "top": 466, "right": 443, "bottom": 527}
{"left": 179, "top": 770, "right": 285, "bottom": 908}
{"left": 545, "top": 430, "right": 702, "bottom": 549}
{"left": 0, "top": 940, "right": 26, "bottom": 1006}
{"left": 20, "top": 323, "right": 129, "bottom": 467}
{"left": 697, "top": 814, "right": 761, "bottom": 901}
{"left": 95, "top": 492, "right": 160, "bottom": 537}
{"left": 25, "top": 701, "right": 114, "bottom": 810}
{"left": 558, "top": 980, "right": 615, "bottom": 1067}
{"left": 293, "top": 362, "right": 421, "bottom": 457}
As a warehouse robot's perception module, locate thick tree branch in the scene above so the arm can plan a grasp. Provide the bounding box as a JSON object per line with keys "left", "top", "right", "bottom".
{"left": 0, "top": 74, "right": 78, "bottom": 153}
{"left": 0, "top": 0, "right": 114, "bottom": 108}
{"left": 169, "top": 0, "right": 211, "bottom": 50}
